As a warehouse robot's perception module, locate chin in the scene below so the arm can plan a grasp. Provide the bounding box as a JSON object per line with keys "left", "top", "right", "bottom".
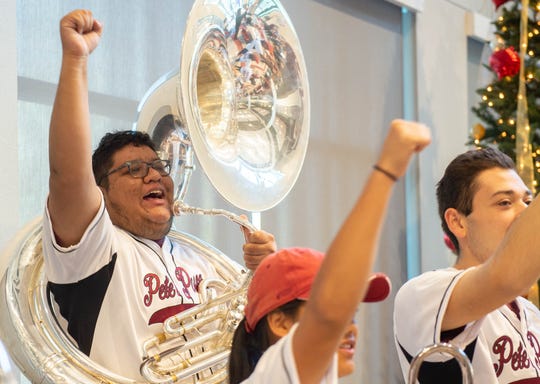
{"left": 149, "top": 209, "right": 173, "bottom": 225}
{"left": 337, "top": 361, "right": 356, "bottom": 378}
{"left": 338, "top": 365, "right": 355, "bottom": 378}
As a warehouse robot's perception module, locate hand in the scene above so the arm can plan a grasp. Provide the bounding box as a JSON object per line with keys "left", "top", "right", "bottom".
{"left": 60, "top": 9, "right": 103, "bottom": 58}
{"left": 241, "top": 228, "right": 276, "bottom": 271}
{"left": 375, "top": 119, "right": 431, "bottom": 179}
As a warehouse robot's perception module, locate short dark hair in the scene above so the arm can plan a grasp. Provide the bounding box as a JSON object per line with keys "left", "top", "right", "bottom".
{"left": 436, "top": 147, "right": 515, "bottom": 255}
{"left": 92, "top": 130, "right": 157, "bottom": 188}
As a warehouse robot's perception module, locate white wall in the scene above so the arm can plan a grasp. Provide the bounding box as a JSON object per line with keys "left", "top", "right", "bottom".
{"left": 416, "top": 0, "right": 473, "bottom": 272}
{"left": 416, "top": 0, "right": 494, "bottom": 272}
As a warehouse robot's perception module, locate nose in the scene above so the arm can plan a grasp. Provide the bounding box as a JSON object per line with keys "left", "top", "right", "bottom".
{"left": 144, "top": 166, "right": 162, "bottom": 182}
{"left": 513, "top": 199, "right": 530, "bottom": 219}
{"left": 344, "top": 322, "right": 358, "bottom": 339}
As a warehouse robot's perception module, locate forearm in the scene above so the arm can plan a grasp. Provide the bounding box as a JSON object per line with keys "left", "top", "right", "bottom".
{"left": 49, "top": 55, "right": 93, "bottom": 182}
{"left": 50, "top": 9, "right": 102, "bottom": 193}
{"left": 48, "top": 55, "right": 100, "bottom": 245}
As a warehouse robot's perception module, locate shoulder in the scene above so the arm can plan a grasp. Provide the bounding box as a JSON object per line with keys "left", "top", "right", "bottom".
{"left": 517, "top": 296, "right": 540, "bottom": 313}
{"left": 397, "top": 267, "right": 462, "bottom": 294}
{"left": 395, "top": 267, "right": 468, "bottom": 312}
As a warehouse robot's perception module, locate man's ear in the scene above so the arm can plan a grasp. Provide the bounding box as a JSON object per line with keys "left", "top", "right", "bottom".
{"left": 266, "top": 311, "right": 296, "bottom": 340}
{"left": 444, "top": 208, "right": 466, "bottom": 240}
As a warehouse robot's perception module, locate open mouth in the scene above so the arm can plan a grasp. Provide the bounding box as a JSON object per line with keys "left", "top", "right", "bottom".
{"left": 339, "top": 341, "right": 355, "bottom": 351}
{"left": 338, "top": 333, "right": 356, "bottom": 354}
{"left": 143, "top": 190, "right": 165, "bottom": 200}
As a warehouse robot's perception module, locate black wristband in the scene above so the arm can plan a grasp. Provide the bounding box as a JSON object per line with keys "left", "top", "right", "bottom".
{"left": 373, "top": 164, "right": 398, "bottom": 182}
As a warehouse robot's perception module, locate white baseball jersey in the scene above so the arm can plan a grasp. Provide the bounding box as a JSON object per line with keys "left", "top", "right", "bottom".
{"left": 242, "top": 324, "right": 338, "bottom": 384}
{"left": 42, "top": 193, "right": 239, "bottom": 380}
{"left": 394, "top": 267, "right": 540, "bottom": 383}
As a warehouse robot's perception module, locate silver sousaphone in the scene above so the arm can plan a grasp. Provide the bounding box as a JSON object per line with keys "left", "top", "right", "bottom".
{"left": 0, "top": 0, "right": 309, "bottom": 383}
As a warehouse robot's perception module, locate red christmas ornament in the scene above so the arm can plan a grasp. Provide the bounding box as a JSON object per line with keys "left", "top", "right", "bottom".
{"left": 492, "top": 0, "right": 512, "bottom": 9}
{"left": 489, "top": 46, "right": 520, "bottom": 79}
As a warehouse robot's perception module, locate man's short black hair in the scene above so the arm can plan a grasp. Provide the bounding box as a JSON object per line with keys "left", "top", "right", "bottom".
{"left": 92, "top": 130, "right": 157, "bottom": 188}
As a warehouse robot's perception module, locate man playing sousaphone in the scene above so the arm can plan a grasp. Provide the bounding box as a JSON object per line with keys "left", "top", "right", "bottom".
{"left": 44, "top": 9, "right": 276, "bottom": 380}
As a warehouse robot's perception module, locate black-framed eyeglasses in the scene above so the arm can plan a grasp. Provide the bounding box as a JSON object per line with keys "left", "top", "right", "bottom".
{"left": 98, "top": 159, "right": 171, "bottom": 185}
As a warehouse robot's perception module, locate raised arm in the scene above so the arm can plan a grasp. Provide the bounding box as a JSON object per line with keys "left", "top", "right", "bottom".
{"left": 48, "top": 10, "right": 103, "bottom": 246}
{"left": 293, "top": 120, "right": 431, "bottom": 383}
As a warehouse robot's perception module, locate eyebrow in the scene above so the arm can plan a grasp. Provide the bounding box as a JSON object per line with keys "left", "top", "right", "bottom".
{"left": 490, "top": 189, "right": 533, "bottom": 199}
{"left": 113, "top": 157, "right": 160, "bottom": 166}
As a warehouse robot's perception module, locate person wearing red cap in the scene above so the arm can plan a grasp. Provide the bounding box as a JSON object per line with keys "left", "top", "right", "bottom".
{"left": 229, "top": 248, "right": 392, "bottom": 382}
{"left": 228, "top": 119, "right": 432, "bottom": 384}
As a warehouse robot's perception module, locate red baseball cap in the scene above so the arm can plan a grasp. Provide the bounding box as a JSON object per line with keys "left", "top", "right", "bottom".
{"left": 244, "top": 247, "right": 392, "bottom": 333}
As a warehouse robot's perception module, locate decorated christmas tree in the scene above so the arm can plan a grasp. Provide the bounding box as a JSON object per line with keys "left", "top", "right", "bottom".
{"left": 470, "top": 0, "right": 539, "bottom": 191}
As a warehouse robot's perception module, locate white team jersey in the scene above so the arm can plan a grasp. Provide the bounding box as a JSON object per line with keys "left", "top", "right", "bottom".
{"left": 394, "top": 267, "right": 540, "bottom": 383}
{"left": 42, "top": 194, "right": 236, "bottom": 380}
{"left": 242, "top": 324, "right": 338, "bottom": 384}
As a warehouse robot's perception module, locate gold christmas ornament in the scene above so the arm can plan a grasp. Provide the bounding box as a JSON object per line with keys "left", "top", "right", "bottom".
{"left": 473, "top": 123, "right": 486, "bottom": 140}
